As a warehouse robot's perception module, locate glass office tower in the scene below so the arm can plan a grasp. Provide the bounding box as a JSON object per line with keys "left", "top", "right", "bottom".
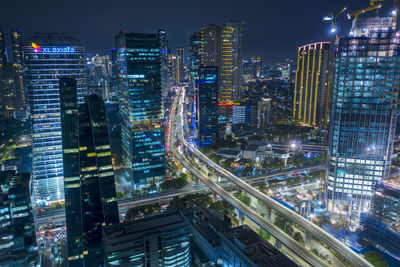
{"left": 10, "top": 27, "right": 26, "bottom": 110}
{"left": 0, "top": 27, "right": 6, "bottom": 78}
{"left": 59, "top": 77, "right": 119, "bottom": 266}
{"left": 327, "top": 16, "right": 400, "bottom": 218}
{"left": 115, "top": 32, "right": 165, "bottom": 189}
{"left": 23, "top": 33, "right": 86, "bottom": 205}
{"left": 198, "top": 66, "right": 218, "bottom": 146}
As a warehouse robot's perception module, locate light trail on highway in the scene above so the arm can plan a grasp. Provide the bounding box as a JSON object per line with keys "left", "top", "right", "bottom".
{"left": 172, "top": 87, "right": 372, "bottom": 267}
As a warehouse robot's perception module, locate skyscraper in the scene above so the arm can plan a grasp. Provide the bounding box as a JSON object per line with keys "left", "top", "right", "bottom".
{"left": 23, "top": 33, "right": 86, "bottom": 204}
{"left": 189, "top": 32, "right": 201, "bottom": 89}
{"left": 200, "top": 24, "right": 220, "bottom": 67}
{"left": 219, "top": 21, "right": 243, "bottom": 102}
{"left": 0, "top": 171, "right": 38, "bottom": 266}
{"left": 198, "top": 66, "right": 218, "bottom": 146}
{"left": 176, "top": 47, "right": 185, "bottom": 83}
{"left": 115, "top": 32, "right": 165, "bottom": 189}
{"left": 293, "top": 42, "right": 331, "bottom": 128}
{"left": 326, "top": 16, "right": 399, "bottom": 217}
{"left": 158, "top": 29, "right": 172, "bottom": 95}
{"left": 10, "top": 27, "right": 25, "bottom": 110}
{"left": 258, "top": 98, "right": 271, "bottom": 128}
{"left": 0, "top": 27, "right": 7, "bottom": 78}
{"left": 59, "top": 77, "right": 119, "bottom": 266}
{"left": 171, "top": 53, "right": 180, "bottom": 85}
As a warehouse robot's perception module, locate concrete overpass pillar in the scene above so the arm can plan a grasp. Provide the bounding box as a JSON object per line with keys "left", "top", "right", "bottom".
{"left": 305, "top": 230, "right": 312, "bottom": 249}
{"left": 237, "top": 209, "right": 244, "bottom": 226}
{"left": 212, "top": 192, "right": 217, "bottom": 202}
{"left": 275, "top": 239, "right": 282, "bottom": 249}
{"left": 265, "top": 206, "right": 271, "bottom": 222}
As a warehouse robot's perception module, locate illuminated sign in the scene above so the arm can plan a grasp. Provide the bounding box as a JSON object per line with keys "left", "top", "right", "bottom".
{"left": 42, "top": 47, "right": 75, "bottom": 53}
{"left": 31, "top": 43, "right": 75, "bottom": 53}
{"left": 32, "top": 42, "right": 41, "bottom": 52}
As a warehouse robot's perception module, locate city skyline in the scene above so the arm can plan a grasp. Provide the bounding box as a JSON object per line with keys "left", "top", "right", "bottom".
{"left": 0, "top": 0, "right": 382, "bottom": 63}
{"left": 2, "top": 0, "right": 400, "bottom": 266}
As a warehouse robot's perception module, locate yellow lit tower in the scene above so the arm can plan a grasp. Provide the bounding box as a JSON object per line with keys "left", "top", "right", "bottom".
{"left": 219, "top": 21, "right": 243, "bottom": 103}
{"left": 293, "top": 42, "right": 331, "bottom": 128}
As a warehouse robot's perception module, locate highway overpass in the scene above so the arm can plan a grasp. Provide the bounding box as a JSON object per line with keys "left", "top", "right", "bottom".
{"left": 173, "top": 87, "right": 371, "bottom": 267}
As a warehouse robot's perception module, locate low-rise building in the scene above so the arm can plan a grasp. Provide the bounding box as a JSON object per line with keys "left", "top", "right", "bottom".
{"left": 103, "top": 210, "right": 191, "bottom": 266}
{"left": 216, "top": 148, "right": 242, "bottom": 159}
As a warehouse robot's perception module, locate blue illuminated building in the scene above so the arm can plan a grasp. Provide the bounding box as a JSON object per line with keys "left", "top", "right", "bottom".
{"left": 115, "top": 32, "right": 165, "bottom": 189}
{"left": 23, "top": 33, "right": 86, "bottom": 205}
{"left": 198, "top": 66, "right": 218, "bottom": 147}
{"left": 361, "top": 181, "right": 400, "bottom": 259}
{"left": 326, "top": 17, "right": 400, "bottom": 217}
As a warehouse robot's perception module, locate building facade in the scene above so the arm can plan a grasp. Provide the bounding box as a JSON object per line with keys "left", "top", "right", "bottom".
{"left": 326, "top": 17, "right": 400, "bottom": 216}
{"left": 200, "top": 24, "right": 220, "bottom": 67}
{"left": 219, "top": 21, "right": 243, "bottom": 102}
{"left": 258, "top": 98, "right": 271, "bottom": 128}
{"left": 23, "top": 33, "right": 86, "bottom": 204}
{"left": 0, "top": 171, "right": 38, "bottom": 266}
{"left": 176, "top": 47, "right": 185, "bottom": 83}
{"left": 59, "top": 77, "right": 119, "bottom": 266}
{"left": 293, "top": 42, "right": 330, "bottom": 128}
{"left": 10, "top": 27, "right": 25, "bottom": 110}
{"left": 198, "top": 66, "right": 218, "bottom": 147}
{"left": 115, "top": 32, "right": 165, "bottom": 189}
{"left": 103, "top": 210, "right": 191, "bottom": 266}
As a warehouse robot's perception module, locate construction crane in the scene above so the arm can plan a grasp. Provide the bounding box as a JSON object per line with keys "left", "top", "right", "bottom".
{"left": 393, "top": 0, "right": 399, "bottom": 27}
{"left": 323, "top": 0, "right": 353, "bottom": 33}
{"left": 346, "top": 1, "right": 383, "bottom": 21}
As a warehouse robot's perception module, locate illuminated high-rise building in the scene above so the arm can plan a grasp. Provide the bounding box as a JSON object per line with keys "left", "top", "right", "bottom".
{"left": 279, "top": 58, "right": 292, "bottom": 80}
{"left": 326, "top": 16, "right": 399, "bottom": 217}
{"left": 198, "top": 66, "right": 218, "bottom": 146}
{"left": 159, "top": 29, "right": 172, "bottom": 96}
{"left": 293, "top": 42, "right": 331, "bottom": 128}
{"left": 189, "top": 32, "right": 201, "bottom": 88}
{"left": 23, "top": 33, "right": 86, "bottom": 204}
{"left": 219, "top": 21, "right": 242, "bottom": 102}
{"left": 0, "top": 27, "right": 6, "bottom": 78}
{"left": 171, "top": 53, "right": 181, "bottom": 85}
{"left": 200, "top": 24, "right": 220, "bottom": 67}
{"left": 86, "top": 53, "right": 112, "bottom": 100}
{"left": 59, "top": 77, "right": 119, "bottom": 266}
{"left": 115, "top": 32, "right": 165, "bottom": 189}
{"left": 10, "top": 27, "right": 25, "bottom": 110}
{"left": 176, "top": 47, "right": 185, "bottom": 83}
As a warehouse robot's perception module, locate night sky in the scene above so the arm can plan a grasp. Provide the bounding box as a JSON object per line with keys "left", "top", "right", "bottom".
{"left": 1, "top": 0, "right": 395, "bottom": 63}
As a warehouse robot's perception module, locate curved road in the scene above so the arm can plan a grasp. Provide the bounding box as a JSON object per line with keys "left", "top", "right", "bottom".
{"left": 173, "top": 88, "right": 372, "bottom": 267}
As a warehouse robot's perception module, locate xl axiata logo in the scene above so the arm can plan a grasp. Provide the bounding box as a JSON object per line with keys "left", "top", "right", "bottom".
{"left": 32, "top": 42, "right": 41, "bottom": 53}
{"left": 31, "top": 43, "right": 75, "bottom": 53}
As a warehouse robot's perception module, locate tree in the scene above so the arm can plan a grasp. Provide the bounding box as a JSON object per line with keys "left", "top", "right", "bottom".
{"left": 130, "top": 190, "right": 141, "bottom": 197}
{"left": 259, "top": 229, "right": 271, "bottom": 241}
{"left": 293, "top": 232, "right": 304, "bottom": 244}
{"left": 312, "top": 248, "right": 319, "bottom": 256}
{"left": 259, "top": 183, "right": 266, "bottom": 193}
{"left": 116, "top": 191, "right": 125, "bottom": 199}
{"left": 160, "top": 177, "right": 188, "bottom": 190}
{"left": 235, "top": 192, "right": 251, "bottom": 206}
{"left": 168, "top": 193, "right": 213, "bottom": 210}
{"left": 209, "top": 200, "right": 234, "bottom": 216}
{"left": 125, "top": 203, "right": 160, "bottom": 221}
{"left": 222, "top": 158, "right": 234, "bottom": 170}
{"left": 364, "top": 251, "right": 388, "bottom": 267}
